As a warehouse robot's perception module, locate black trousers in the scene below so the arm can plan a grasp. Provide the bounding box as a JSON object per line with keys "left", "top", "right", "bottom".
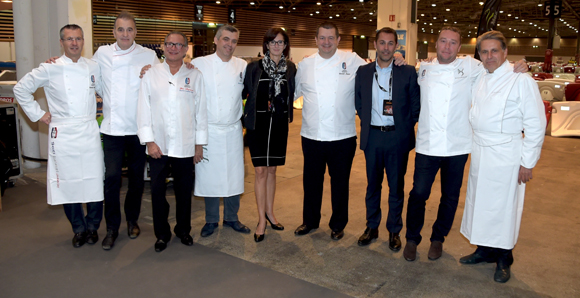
{"left": 405, "top": 153, "right": 469, "bottom": 244}
{"left": 63, "top": 202, "right": 103, "bottom": 234}
{"left": 103, "top": 134, "right": 146, "bottom": 232}
{"left": 149, "top": 156, "right": 193, "bottom": 241}
{"left": 301, "top": 136, "right": 356, "bottom": 232}
{"left": 363, "top": 128, "right": 409, "bottom": 233}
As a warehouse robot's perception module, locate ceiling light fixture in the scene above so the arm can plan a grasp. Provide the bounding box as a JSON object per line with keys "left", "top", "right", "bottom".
{"left": 250, "top": 1, "right": 255, "bottom": 5}
{"left": 216, "top": 0, "right": 220, "bottom": 3}
{"left": 446, "top": 8, "right": 450, "bottom": 11}
{"left": 279, "top": 5, "right": 283, "bottom": 9}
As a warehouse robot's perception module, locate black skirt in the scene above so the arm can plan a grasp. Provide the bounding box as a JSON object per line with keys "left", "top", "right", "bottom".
{"left": 246, "top": 68, "right": 289, "bottom": 167}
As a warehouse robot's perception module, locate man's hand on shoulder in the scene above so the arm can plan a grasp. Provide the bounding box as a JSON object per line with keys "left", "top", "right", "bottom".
{"left": 393, "top": 53, "right": 407, "bottom": 66}
{"left": 513, "top": 59, "right": 528, "bottom": 73}
{"left": 185, "top": 62, "right": 196, "bottom": 70}
{"left": 45, "top": 56, "right": 59, "bottom": 64}
{"left": 139, "top": 64, "right": 152, "bottom": 79}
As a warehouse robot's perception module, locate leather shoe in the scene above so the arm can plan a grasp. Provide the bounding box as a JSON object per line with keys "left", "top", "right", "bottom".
{"left": 223, "top": 220, "right": 251, "bottom": 234}
{"left": 72, "top": 232, "right": 87, "bottom": 248}
{"left": 127, "top": 221, "right": 140, "bottom": 239}
{"left": 154, "top": 239, "right": 167, "bottom": 252}
{"left": 428, "top": 241, "right": 443, "bottom": 260}
{"left": 266, "top": 213, "right": 284, "bottom": 230}
{"left": 101, "top": 229, "right": 118, "bottom": 251}
{"left": 459, "top": 248, "right": 496, "bottom": 264}
{"left": 177, "top": 234, "right": 194, "bottom": 246}
{"left": 200, "top": 223, "right": 218, "bottom": 237}
{"left": 494, "top": 260, "right": 511, "bottom": 283}
{"left": 357, "top": 227, "right": 379, "bottom": 246}
{"left": 403, "top": 241, "right": 417, "bottom": 261}
{"left": 294, "top": 224, "right": 317, "bottom": 236}
{"left": 330, "top": 229, "right": 344, "bottom": 240}
{"left": 388, "top": 232, "right": 402, "bottom": 251}
{"left": 86, "top": 230, "right": 98, "bottom": 244}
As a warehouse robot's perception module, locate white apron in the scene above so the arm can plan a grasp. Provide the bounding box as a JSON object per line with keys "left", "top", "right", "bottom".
{"left": 194, "top": 121, "right": 244, "bottom": 197}
{"left": 47, "top": 116, "right": 104, "bottom": 205}
{"left": 460, "top": 69, "right": 524, "bottom": 250}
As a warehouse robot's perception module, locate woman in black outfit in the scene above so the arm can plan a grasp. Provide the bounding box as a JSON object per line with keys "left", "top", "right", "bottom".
{"left": 243, "top": 28, "right": 296, "bottom": 242}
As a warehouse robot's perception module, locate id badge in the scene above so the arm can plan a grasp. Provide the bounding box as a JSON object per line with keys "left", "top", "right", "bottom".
{"left": 383, "top": 100, "right": 393, "bottom": 116}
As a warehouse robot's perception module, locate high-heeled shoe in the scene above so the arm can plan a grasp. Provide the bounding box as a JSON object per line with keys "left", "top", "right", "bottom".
{"left": 254, "top": 224, "right": 265, "bottom": 242}
{"left": 265, "top": 213, "right": 284, "bottom": 230}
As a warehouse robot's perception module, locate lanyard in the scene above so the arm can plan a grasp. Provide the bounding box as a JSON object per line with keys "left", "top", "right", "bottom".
{"left": 374, "top": 69, "right": 393, "bottom": 101}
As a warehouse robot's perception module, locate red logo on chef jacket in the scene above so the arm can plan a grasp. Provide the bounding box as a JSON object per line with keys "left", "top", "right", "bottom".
{"left": 91, "top": 75, "right": 95, "bottom": 83}
{"left": 185, "top": 77, "right": 190, "bottom": 85}
{"left": 342, "top": 62, "right": 347, "bottom": 69}
{"left": 51, "top": 127, "right": 58, "bottom": 139}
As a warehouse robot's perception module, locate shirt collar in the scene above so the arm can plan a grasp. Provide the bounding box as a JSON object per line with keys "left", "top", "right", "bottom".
{"left": 61, "top": 55, "right": 83, "bottom": 64}
{"left": 375, "top": 61, "right": 393, "bottom": 72}
{"left": 486, "top": 59, "right": 510, "bottom": 75}
{"left": 162, "top": 60, "right": 185, "bottom": 75}
{"left": 113, "top": 42, "right": 136, "bottom": 54}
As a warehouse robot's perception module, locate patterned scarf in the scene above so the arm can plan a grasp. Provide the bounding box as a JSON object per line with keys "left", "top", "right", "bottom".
{"left": 262, "top": 51, "right": 287, "bottom": 97}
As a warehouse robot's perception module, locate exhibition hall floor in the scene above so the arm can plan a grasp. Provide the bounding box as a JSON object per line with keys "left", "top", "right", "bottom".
{"left": 1, "top": 110, "right": 578, "bottom": 298}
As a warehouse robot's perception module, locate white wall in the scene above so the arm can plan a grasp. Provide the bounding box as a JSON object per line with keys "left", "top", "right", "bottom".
{"left": 0, "top": 42, "right": 16, "bottom": 61}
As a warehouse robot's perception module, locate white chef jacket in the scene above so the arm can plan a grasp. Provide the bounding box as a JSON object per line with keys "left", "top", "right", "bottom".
{"left": 460, "top": 60, "right": 546, "bottom": 249}
{"left": 192, "top": 53, "right": 247, "bottom": 197}
{"left": 13, "top": 55, "right": 104, "bottom": 205}
{"left": 93, "top": 42, "right": 159, "bottom": 135}
{"left": 137, "top": 62, "right": 208, "bottom": 158}
{"left": 192, "top": 53, "right": 247, "bottom": 125}
{"left": 371, "top": 62, "right": 394, "bottom": 126}
{"left": 295, "top": 50, "right": 366, "bottom": 141}
{"left": 416, "top": 56, "right": 483, "bottom": 156}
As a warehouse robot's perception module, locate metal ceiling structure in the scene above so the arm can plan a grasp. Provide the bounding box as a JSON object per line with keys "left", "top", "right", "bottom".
{"left": 174, "top": 0, "right": 580, "bottom": 38}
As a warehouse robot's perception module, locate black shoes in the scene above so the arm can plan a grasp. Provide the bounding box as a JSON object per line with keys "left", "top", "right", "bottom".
{"left": 72, "top": 232, "right": 87, "bottom": 248}
{"left": 330, "top": 229, "right": 344, "bottom": 240}
{"left": 294, "top": 224, "right": 317, "bottom": 236}
{"left": 200, "top": 223, "right": 218, "bottom": 237}
{"left": 154, "top": 239, "right": 167, "bottom": 252}
{"left": 428, "top": 241, "right": 443, "bottom": 260}
{"left": 86, "top": 230, "right": 98, "bottom": 245}
{"left": 388, "top": 232, "right": 402, "bottom": 252}
{"left": 357, "top": 227, "right": 379, "bottom": 246}
{"left": 102, "top": 229, "right": 118, "bottom": 251}
{"left": 177, "top": 234, "right": 194, "bottom": 246}
{"left": 494, "top": 260, "right": 511, "bottom": 283}
{"left": 223, "top": 220, "right": 251, "bottom": 234}
{"left": 459, "top": 247, "right": 497, "bottom": 264}
{"left": 403, "top": 241, "right": 417, "bottom": 261}
{"left": 265, "top": 213, "right": 284, "bottom": 230}
{"left": 127, "top": 221, "right": 140, "bottom": 239}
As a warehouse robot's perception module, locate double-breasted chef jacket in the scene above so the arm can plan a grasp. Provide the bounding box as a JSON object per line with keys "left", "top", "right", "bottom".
{"left": 136, "top": 62, "right": 208, "bottom": 155}
{"left": 191, "top": 53, "right": 247, "bottom": 197}
{"left": 93, "top": 42, "right": 159, "bottom": 136}
{"left": 14, "top": 55, "right": 104, "bottom": 205}
{"left": 460, "top": 60, "right": 546, "bottom": 250}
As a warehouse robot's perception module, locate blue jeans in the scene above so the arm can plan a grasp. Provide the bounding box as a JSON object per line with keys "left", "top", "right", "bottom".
{"left": 204, "top": 195, "right": 240, "bottom": 223}
{"left": 63, "top": 202, "right": 103, "bottom": 233}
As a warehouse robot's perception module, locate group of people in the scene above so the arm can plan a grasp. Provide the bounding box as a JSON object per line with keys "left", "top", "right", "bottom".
{"left": 13, "top": 10, "right": 546, "bottom": 284}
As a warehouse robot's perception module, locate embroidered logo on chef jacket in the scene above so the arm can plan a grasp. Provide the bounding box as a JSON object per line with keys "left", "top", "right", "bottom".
{"left": 184, "top": 77, "right": 191, "bottom": 88}
{"left": 51, "top": 127, "right": 58, "bottom": 139}
{"left": 420, "top": 69, "right": 427, "bottom": 82}
{"left": 238, "top": 72, "right": 243, "bottom": 84}
{"left": 339, "top": 62, "right": 351, "bottom": 75}
{"left": 90, "top": 75, "right": 96, "bottom": 88}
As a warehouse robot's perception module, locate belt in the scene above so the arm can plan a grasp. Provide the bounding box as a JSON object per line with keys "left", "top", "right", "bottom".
{"left": 370, "top": 125, "right": 395, "bottom": 132}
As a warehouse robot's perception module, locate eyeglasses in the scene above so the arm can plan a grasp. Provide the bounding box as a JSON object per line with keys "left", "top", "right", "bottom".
{"left": 164, "top": 42, "right": 185, "bottom": 49}
{"left": 62, "top": 37, "right": 83, "bottom": 42}
{"left": 268, "top": 40, "right": 285, "bottom": 46}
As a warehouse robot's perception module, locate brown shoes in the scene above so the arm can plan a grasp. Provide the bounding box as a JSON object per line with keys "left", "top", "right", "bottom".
{"left": 403, "top": 241, "right": 417, "bottom": 261}
{"left": 428, "top": 241, "right": 443, "bottom": 260}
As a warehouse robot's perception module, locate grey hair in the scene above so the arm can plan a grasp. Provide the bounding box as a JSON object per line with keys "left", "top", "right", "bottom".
{"left": 59, "top": 24, "right": 83, "bottom": 40}
{"left": 476, "top": 30, "right": 507, "bottom": 52}
{"left": 215, "top": 25, "right": 240, "bottom": 40}
{"left": 165, "top": 31, "right": 188, "bottom": 47}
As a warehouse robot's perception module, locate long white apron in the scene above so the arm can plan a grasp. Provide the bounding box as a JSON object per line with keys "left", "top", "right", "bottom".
{"left": 47, "top": 116, "right": 104, "bottom": 205}
{"left": 194, "top": 121, "right": 244, "bottom": 197}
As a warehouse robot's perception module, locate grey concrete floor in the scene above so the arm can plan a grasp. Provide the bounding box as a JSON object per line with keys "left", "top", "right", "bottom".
{"left": 2, "top": 110, "right": 579, "bottom": 298}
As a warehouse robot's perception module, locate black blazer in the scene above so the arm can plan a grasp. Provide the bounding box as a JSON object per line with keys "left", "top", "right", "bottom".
{"left": 242, "top": 59, "right": 297, "bottom": 130}
{"left": 355, "top": 62, "right": 420, "bottom": 152}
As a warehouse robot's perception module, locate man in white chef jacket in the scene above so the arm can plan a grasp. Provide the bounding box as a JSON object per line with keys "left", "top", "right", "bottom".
{"left": 459, "top": 31, "right": 546, "bottom": 283}
{"left": 137, "top": 31, "right": 207, "bottom": 252}
{"left": 403, "top": 27, "right": 528, "bottom": 262}
{"left": 93, "top": 11, "right": 159, "bottom": 250}
{"left": 293, "top": 22, "right": 367, "bottom": 240}
{"left": 14, "top": 24, "right": 104, "bottom": 248}
{"left": 192, "top": 25, "right": 251, "bottom": 237}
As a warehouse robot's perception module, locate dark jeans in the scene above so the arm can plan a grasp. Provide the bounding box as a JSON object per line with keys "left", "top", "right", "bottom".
{"left": 363, "top": 128, "right": 410, "bottom": 233}
{"left": 103, "top": 134, "right": 146, "bottom": 232}
{"left": 301, "top": 136, "right": 356, "bottom": 232}
{"left": 405, "top": 153, "right": 469, "bottom": 244}
{"left": 204, "top": 195, "right": 240, "bottom": 223}
{"left": 63, "top": 202, "right": 103, "bottom": 234}
{"left": 149, "top": 156, "right": 193, "bottom": 241}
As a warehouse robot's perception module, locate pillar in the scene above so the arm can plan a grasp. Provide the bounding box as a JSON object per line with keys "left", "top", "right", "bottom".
{"left": 377, "top": 0, "right": 418, "bottom": 66}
